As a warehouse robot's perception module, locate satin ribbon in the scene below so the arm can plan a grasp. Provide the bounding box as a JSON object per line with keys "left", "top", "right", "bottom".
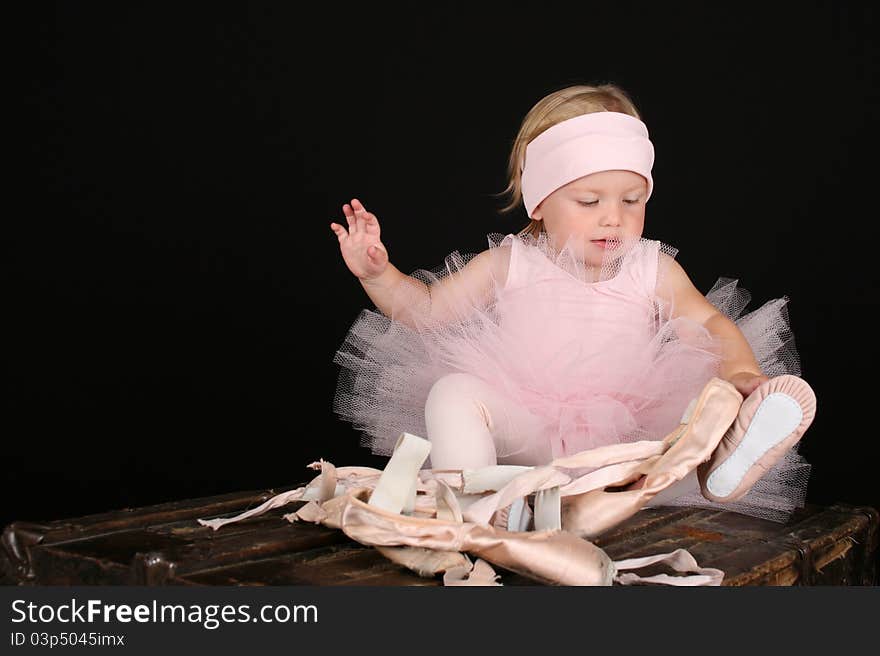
{"left": 197, "top": 426, "right": 727, "bottom": 586}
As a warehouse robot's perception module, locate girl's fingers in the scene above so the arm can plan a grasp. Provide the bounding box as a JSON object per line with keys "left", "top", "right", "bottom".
{"left": 330, "top": 223, "right": 348, "bottom": 242}
{"left": 353, "top": 208, "right": 367, "bottom": 234}
{"left": 343, "top": 198, "right": 372, "bottom": 237}
{"left": 353, "top": 198, "right": 371, "bottom": 232}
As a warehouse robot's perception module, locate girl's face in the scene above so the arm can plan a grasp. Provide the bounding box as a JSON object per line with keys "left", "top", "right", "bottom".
{"left": 531, "top": 169, "right": 648, "bottom": 265}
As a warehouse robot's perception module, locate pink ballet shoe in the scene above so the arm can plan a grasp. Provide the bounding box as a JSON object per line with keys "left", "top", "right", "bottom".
{"left": 560, "top": 377, "right": 743, "bottom": 539}
{"left": 697, "top": 374, "right": 817, "bottom": 504}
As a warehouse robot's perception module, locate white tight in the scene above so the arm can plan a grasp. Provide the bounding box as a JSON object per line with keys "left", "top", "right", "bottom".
{"left": 423, "top": 372, "right": 553, "bottom": 469}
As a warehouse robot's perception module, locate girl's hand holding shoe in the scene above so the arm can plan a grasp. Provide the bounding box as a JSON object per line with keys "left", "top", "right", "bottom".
{"left": 727, "top": 371, "right": 770, "bottom": 398}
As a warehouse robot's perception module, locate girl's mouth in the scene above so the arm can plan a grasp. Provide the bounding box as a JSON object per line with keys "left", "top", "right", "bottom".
{"left": 590, "top": 239, "right": 612, "bottom": 249}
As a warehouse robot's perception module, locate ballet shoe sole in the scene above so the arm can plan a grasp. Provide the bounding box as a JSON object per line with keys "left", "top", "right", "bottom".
{"left": 698, "top": 375, "right": 816, "bottom": 503}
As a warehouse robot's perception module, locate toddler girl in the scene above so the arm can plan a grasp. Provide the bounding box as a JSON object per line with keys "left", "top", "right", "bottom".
{"left": 329, "top": 83, "right": 815, "bottom": 522}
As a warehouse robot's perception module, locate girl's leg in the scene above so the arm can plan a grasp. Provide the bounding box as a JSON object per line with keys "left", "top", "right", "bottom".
{"left": 424, "top": 372, "right": 551, "bottom": 469}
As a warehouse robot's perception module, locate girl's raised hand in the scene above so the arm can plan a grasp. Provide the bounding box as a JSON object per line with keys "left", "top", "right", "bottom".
{"left": 330, "top": 198, "right": 389, "bottom": 281}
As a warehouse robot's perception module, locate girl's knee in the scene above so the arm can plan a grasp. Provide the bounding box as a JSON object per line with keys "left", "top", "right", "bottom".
{"left": 425, "top": 372, "right": 485, "bottom": 408}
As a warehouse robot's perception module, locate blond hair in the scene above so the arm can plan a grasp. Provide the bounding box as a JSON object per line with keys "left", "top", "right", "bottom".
{"left": 492, "top": 83, "right": 645, "bottom": 239}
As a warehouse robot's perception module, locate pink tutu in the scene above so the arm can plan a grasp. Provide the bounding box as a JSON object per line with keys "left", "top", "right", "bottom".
{"left": 332, "top": 230, "right": 810, "bottom": 522}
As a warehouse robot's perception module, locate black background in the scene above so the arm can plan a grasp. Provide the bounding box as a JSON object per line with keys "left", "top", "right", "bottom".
{"left": 8, "top": 2, "right": 879, "bottom": 531}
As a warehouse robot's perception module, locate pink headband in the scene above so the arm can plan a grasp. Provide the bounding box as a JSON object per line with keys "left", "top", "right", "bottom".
{"left": 520, "top": 111, "right": 655, "bottom": 218}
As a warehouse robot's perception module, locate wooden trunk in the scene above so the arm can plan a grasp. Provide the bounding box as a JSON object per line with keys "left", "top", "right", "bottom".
{"left": 2, "top": 484, "right": 876, "bottom": 586}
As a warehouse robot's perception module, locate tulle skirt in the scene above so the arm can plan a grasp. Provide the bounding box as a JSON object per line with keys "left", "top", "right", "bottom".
{"left": 332, "top": 232, "right": 810, "bottom": 522}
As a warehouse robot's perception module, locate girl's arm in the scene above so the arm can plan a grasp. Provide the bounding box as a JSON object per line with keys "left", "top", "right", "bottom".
{"left": 331, "top": 198, "right": 508, "bottom": 330}
{"left": 365, "top": 246, "right": 509, "bottom": 329}
{"left": 656, "top": 253, "right": 768, "bottom": 396}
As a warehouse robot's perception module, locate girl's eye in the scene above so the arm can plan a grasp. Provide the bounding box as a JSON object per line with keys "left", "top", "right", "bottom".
{"left": 578, "top": 199, "right": 640, "bottom": 206}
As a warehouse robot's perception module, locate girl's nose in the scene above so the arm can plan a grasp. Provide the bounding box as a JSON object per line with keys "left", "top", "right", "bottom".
{"left": 600, "top": 209, "right": 622, "bottom": 225}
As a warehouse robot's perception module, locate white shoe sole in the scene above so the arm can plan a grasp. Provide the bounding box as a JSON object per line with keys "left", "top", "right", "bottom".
{"left": 704, "top": 393, "right": 803, "bottom": 498}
